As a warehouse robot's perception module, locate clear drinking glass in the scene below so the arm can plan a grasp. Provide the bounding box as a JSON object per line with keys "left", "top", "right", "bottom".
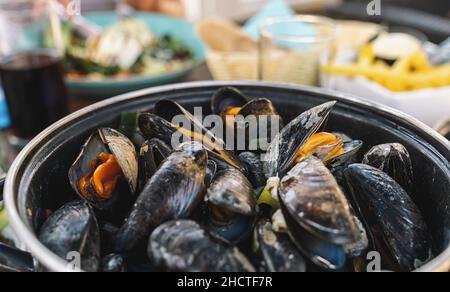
{"left": 259, "top": 15, "right": 337, "bottom": 86}
{"left": 0, "top": 0, "right": 68, "bottom": 146}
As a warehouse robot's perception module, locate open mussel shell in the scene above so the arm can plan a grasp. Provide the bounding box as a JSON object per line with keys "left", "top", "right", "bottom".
{"left": 279, "top": 156, "right": 358, "bottom": 244}
{"left": 329, "top": 140, "right": 364, "bottom": 191}
{"left": 139, "top": 100, "right": 245, "bottom": 172}
{"left": 278, "top": 156, "right": 358, "bottom": 270}
{"left": 38, "top": 201, "right": 101, "bottom": 272}
{"left": 238, "top": 98, "right": 282, "bottom": 119}
{"left": 264, "top": 101, "right": 336, "bottom": 178}
{"left": 68, "top": 128, "right": 138, "bottom": 210}
{"left": 362, "top": 143, "right": 413, "bottom": 194}
{"left": 280, "top": 206, "right": 347, "bottom": 270}
{"left": 148, "top": 220, "right": 256, "bottom": 272}
{"left": 101, "top": 128, "right": 138, "bottom": 193}
{"left": 328, "top": 140, "right": 363, "bottom": 170}
{"left": 204, "top": 168, "right": 256, "bottom": 243}
{"left": 333, "top": 132, "right": 352, "bottom": 142}
{"left": 115, "top": 142, "right": 208, "bottom": 252}
{"left": 211, "top": 86, "right": 248, "bottom": 115}
{"left": 344, "top": 164, "right": 432, "bottom": 271}
{"left": 138, "top": 138, "right": 173, "bottom": 191}
{"left": 253, "top": 220, "right": 306, "bottom": 272}
{"left": 236, "top": 99, "right": 284, "bottom": 153}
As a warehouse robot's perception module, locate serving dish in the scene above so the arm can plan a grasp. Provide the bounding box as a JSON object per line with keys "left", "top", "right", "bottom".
{"left": 2, "top": 81, "right": 449, "bottom": 272}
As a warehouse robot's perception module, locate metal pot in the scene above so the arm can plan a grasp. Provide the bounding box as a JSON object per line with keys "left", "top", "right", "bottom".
{"left": 2, "top": 81, "right": 450, "bottom": 272}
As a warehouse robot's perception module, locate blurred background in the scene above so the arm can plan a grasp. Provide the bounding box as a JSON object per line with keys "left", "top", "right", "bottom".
{"left": 80, "top": 0, "right": 450, "bottom": 20}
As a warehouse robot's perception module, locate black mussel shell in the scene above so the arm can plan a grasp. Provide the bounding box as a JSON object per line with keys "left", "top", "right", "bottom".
{"left": 0, "top": 244, "right": 35, "bottom": 272}
{"left": 264, "top": 101, "right": 336, "bottom": 178}
{"left": 140, "top": 102, "right": 245, "bottom": 172}
{"left": 345, "top": 164, "right": 432, "bottom": 271}
{"left": 253, "top": 220, "right": 306, "bottom": 272}
{"left": 344, "top": 216, "right": 369, "bottom": 259}
{"left": 115, "top": 142, "right": 208, "bottom": 252}
{"left": 148, "top": 220, "right": 256, "bottom": 272}
{"left": 332, "top": 132, "right": 353, "bottom": 142}
{"left": 211, "top": 87, "right": 248, "bottom": 115}
{"left": 205, "top": 160, "right": 218, "bottom": 187}
{"left": 39, "top": 201, "right": 101, "bottom": 272}
{"left": 99, "top": 128, "right": 138, "bottom": 194}
{"left": 68, "top": 128, "right": 138, "bottom": 210}
{"left": 278, "top": 157, "right": 358, "bottom": 270}
{"left": 138, "top": 138, "right": 173, "bottom": 191}
{"left": 206, "top": 168, "right": 256, "bottom": 217}
{"left": 68, "top": 133, "right": 112, "bottom": 210}
{"left": 139, "top": 113, "right": 177, "bottom": 144}
{"left": 329, "top": 140, "right": 364, "bottom": 194}
{"left": 155, "top": 99, "right": 200, "bottom": 126}
{"left": 238, "top": 98, "right": 282, "bottom": 119}
{"left": 362, "top": 143, "right": 414, "bottom": 194}
{"left": 279, "top": 156, "right": 358, "bottom": 244}
{"left": 204, "top": 168, "right": 256, "bottom": 244}
{"left": 239, "top": 152, "right": 268, "bottom": 188}
{"left": 280, "top": 200, "right": 347, "bottom": 270}
{"left": 100, "top": 222, "right": 120, "bottom": 254}
{"left": 204, "top": 214, "right": 254, "bottom": 245}
{"left": 236, "top": 99, "right": 284, "bottom": 154}
{"left": 101, "top": 254, "right": 126, "bottom": 272}
{"left": 328, "top": 140, "right": 363, "bottom": 170}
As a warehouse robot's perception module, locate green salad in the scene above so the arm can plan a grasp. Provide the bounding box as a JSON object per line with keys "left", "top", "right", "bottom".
{"left": 46, "top": 19, "right": 193, "bottom": 81}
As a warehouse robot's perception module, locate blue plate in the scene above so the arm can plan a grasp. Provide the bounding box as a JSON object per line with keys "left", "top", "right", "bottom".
{"left": 66, "top": 12, "right": 206, "bottom": 98}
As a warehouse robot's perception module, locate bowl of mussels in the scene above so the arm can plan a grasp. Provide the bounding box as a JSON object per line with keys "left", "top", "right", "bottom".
{"left": 1, "top": 81, "right": 450, "bottom": 272}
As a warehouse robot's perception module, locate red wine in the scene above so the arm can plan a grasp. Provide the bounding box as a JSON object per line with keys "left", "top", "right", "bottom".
{"left": 0, "top": 49, "right": 68, "bottom": 139}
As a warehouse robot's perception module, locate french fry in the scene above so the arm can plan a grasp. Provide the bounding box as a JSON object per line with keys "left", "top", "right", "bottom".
{"left": 322, "top": 63, "right": 450, "bottom": 92}
{"left": 323, "top": 45, "right": 450, "bottom": 92}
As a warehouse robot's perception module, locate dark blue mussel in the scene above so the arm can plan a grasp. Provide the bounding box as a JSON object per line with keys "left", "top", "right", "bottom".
{"left": 101, "top": 254, "right": 126, "bottom": 273}
{"left": 362, "top": 143, "right": 414, "bottom": 194}
{"left": 203, "top": 168, "right": 257, "bottom": 244}
{"left": 39, "top": 201, "right": 101, "bottom": 272}
{"left": 344, "top": 164, "right": 432, "bottom": 271}
{"left": 148, "top": 220, "right": 256, "bottom": 272}
{"left": 278, "top": 156, "right": 359, "bottom": 270}
{"left": 115, "top": 142, "right": 208, "bottom": 252}
{"left": 212, "top": 87, "right": 284, "bottom": 153}
{"left": 137, "top": 138, "right": 173, "bottom": 192}
{"left": 139, "top": 100, "right": 245, "bottom": 173}
{"left": 211, "top": 87, "right": 249, "bottom": 115}
{"left": 205, "top": 160, "right": 218, "bottom": 187}
{"left": 239, "top": 152, "right": 267, "bottom": 188}
{"left": 253, "top": 219, "right": 306, "bottom": 272}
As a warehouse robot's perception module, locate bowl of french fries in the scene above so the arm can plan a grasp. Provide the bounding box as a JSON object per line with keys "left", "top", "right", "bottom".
{"left": 322, "top": 32, "right": 450, "bottom": 126}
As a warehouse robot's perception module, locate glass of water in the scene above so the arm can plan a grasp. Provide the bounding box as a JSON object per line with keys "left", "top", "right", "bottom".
{"left": 259, "top": 15, "right": 337, "bottom": 86}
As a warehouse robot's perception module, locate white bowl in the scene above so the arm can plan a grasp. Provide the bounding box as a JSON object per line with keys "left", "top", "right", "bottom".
{"left": 322, "top": 74, "right": 450, "bottom": 127}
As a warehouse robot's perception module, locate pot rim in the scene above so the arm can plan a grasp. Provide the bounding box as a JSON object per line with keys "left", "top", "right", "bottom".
{"left": 4, "top": 80, "right": 450, "bottom": 272}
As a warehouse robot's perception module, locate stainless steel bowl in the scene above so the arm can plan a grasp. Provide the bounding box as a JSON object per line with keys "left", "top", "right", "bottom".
{"left": 3, "top": 81, "right": 450, "bottom": 272}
